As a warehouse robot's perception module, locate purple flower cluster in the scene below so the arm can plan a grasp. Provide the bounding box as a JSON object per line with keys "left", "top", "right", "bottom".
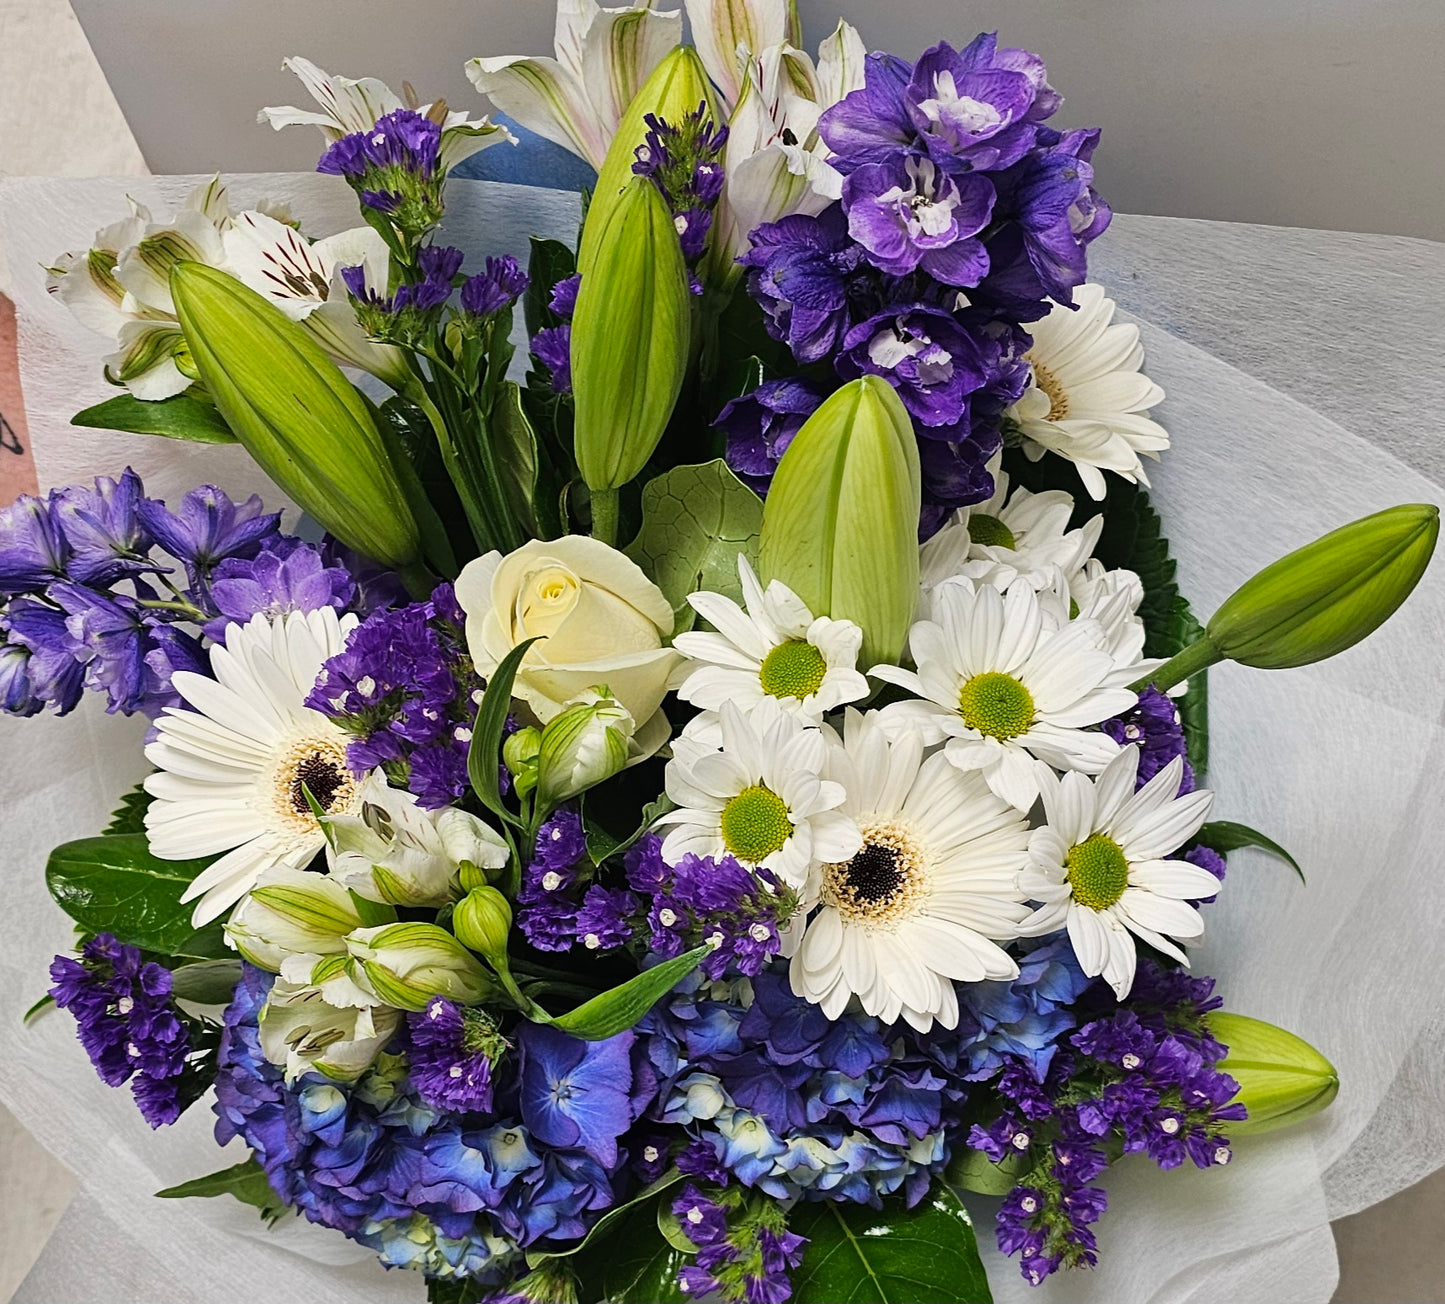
{"left": 673, "top": 1183, "right": 807, "bottom": 1304}
{"left": 715, "top": 378, "right": 828, "bottom": 496}
{"left": 48, "top": 933, "right": 203, "bottom": 1127}
{"left": 318, "top": 107, "right": 445, "bottom": 229}
{"left": 307, "top": 582, "right": 482, "bottom": 808}
{"left": 344, "top": 243, "right": 463, "bottom": 343}
{"left": 516, "top": 809, "right": 589, "bottom": 950}
{"left": 971, "top": 961, "right": 1246, "bottom": 1285}
{"left": 530, "top": 273, "right": 580, "bottom": 395}
{"left": 633, "top": 102, "right": 728, "bottom": 266}
{"left": 461, "top": 254, "right": 529, "bottom": 318}
{"left": 1102, "top": 686, "right": 1194, "bottom": 792}
{"left": 0, "top": 473, "right": 368, "bottom": 719}
{"left": 408, "top": 997, "right": 508, "bottom": 1113}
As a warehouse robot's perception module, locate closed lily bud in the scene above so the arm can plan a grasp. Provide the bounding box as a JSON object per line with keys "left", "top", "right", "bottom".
{"left": 169, "top": 262, "right": 425, "bottom": 575}
{"left": 1210, "top": 1013, "right": 1339, "bottom": 1136}
{"left": 758, "top": 375, "right": 921, "bottom": 669}
{"left": 572, "top": 177, "right": 691, "bottom": 496}
{"left": 1208, "top": 504, "right": 1438, "bottom": 669}
{"left": 225, "top": 867, "right": 364, "bottom": 972}
{"left": 345, "top": 922, "right": 492, "bottom": 1012}
{"left": 453, "top": 886, "right": 514, "bottom": 965}
{"left": 536, "top": 686, "right": 636, "bottom": 806}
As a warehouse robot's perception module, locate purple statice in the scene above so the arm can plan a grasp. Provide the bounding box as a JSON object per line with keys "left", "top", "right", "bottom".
{"left": 205, "top": 536, "right": 355, "bottom": 640}
{"left": 632, "top": 103, "right": 729, "bottom": 262}
{"left": 516, "top": 811, "right": 590, "bottom": 950}
{"left": 407, "top": 997, "right": 508, "bottom": 1113}
{"left": 1101, "top": 685, "right": 1193, "bottom": 792}
{"left": 672, "top": 1182, "right": 807, "bottom": 1304}
{"left": 1184, "top": 843, "right": 1227, "bottom": 906}
{"left": 531, "top": 325, "right": 572, "bottom": 395}
{"left": 136, "top": 484, "right": 280, "bottom": 598}
{"left": 318, "top": 107, "right": 446, "bottom": 231}
{"left": 716, "top": 378, "right": 828, "bottom": 496}
{"left": 549, "top": 273, "right": 581, "bottom": 317}
{"left": 49, "top": 934, "right": 205, "bottom": 1127}
{"left": 343, "top": 243, "right": 463, "bottom": 341}
{"left": 575, "top": 886, "right": 638, "bottom": 952}
{"left": 0, "top": 492, "right": 69, "bottom": 595}
{"left": 307, "top": 582, "right": 481, "bottom": 807}
{"left": 50, "top": 468, "right": 158, "bottom": 586}
{"left": 461, "top": 254, "right": 530, "bottom": 317}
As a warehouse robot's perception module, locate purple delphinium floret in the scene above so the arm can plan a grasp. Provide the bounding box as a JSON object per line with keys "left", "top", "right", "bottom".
{"left": 50, "top": 468, "right": 158, "bottom": 586}
{"left": 50, "top": 581, "right": 173, "bottom": 715}
{"left": 0, "top": 492, "right": 70, "bottom": 595}
{"left": 3, "top": 598, "right": 84, "bottom": 714}
{"left": 136, "top": 485, "right": 280, "bottom": 597}
{"left": 205, "top": 537, "right": 355, "bottom": 640}
{"left": 716, "top": 378, "right": 828, "bottom": 496}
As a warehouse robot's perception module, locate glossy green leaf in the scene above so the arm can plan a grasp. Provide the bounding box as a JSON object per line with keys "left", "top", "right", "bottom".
{"left": 467, "top": 637, "right": 542, "bottom": 829}
{"left": 584, "top": 795, "right": 676, "bottom": 867}
{"left": 72, "top": 391, "right": 237, "bottom": 443}
{"left": 23, "top": 993, "right": 55, "bottom": 1024}
{"left": 587, "top": 1199, "right": 690, "bottom": 1303}
{"left": 156, "top": 1156, "right": 286, "bottom": 1224}
{"left": 628, "top": 459, "right": 764, "bottom": 623}
{"left": 1194, "top": 820, "right": 1305, "bottom": 883}
{"left": 45, "top": 834, "right": 228, "bottom": 960}
{"left": 547, "top": 946, "right": 710, "bottom": 1040}
{"left": 524, "top": 237, "right": 577, "bottom": 338}
{"left": 103, "top": 782, "right": 153, "bottom": 835}
{"left": 789, "top": 1186, "right": 992, "bottom": 1304}
{"left": 946, "top": 1146, "right": 1029, "bottom": 1197}
{"left": 169, "top": 959, "right": 243, "bottom": 1006}
{"left": 528, "top": 1169, "right": 685, "bottom": 1268}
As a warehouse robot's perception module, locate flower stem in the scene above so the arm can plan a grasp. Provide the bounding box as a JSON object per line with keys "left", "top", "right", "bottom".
{"left": 590, "top": 487, "right": 620, "bottom": 547}
{"left": 1129, "top": 634, "right": 1222, "bottom": 695}
{"left": 138, "top": 598, "right": 207, "bottom": 621}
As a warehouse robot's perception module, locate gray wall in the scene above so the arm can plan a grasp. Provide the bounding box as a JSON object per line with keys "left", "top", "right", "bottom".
{"left": 71, "top": 0, "right": 1445, "bottom": 240}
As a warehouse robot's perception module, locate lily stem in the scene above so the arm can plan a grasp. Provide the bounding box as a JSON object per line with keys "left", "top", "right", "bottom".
{"left": 1129, "top": 634, "right": 1222, "bottom": 695}
{"left": 590, "top": 487, "right": 620, "bottom": 547}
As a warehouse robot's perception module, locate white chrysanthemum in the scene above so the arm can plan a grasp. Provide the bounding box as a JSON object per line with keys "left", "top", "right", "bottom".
{"left": 1034, "top": 563, "right": 1163, "bottom": 691}
{"left": 654, "top": 700, "right": 861, "bottom": 892}
{"left": 144, "top": 608, "right": 373, "bottom": 927}
{"left": 789, "top": 710, "right": 1031, "bottom": 1032}
{"left": 919, "top": 462, "right": 1102, "bottom": 614}
{"left": 1007, "top": 283, "right": 1168, "bottom": 501}
{"left": 873, "top": 580, "right": 1136, "bottom": 812}
{"left": 672, "top": 555, "right": 869, "bottom": 720}
{"left": 1018, "top": 748, "right": 1217, "bottom": 997}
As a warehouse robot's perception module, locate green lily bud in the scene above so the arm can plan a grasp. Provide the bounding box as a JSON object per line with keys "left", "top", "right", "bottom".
{"left": 758, "top": 376, "right": 922, "bottom": 669}
{"left": 1210, "top": 1013, "right": 1339, "bottom": 1136}
{"left": 580, "top": 45, "right": 716, "bottom": 275}
{"left": 345, "top": 922, "right": 492, "bottom": 1012}
{"left": 1207, "top": 504, "right": 1438, "bottom": 669}
{"left": 572, "top": 177, "right": 690, "bottom": 509}
{"left": 458, "top": 859, "right": 503, "bottom": 892}
{"left": 453, "top": 886, "right": 514, "bottom": 965}
{"left": 536, "top": 686, "right": 635, "bottom": 807}
{"left": 503, "top": 725, "right": 543, "bottom": 799}
{"left": 225, "top": 868, "right": 364, "bottom": 973}
{"left": 169, "top": 262, "right": 425, "bottom": 578}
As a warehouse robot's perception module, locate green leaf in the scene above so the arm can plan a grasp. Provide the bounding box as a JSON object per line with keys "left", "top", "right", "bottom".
{"left": 528, "top": 1168, "right": 685, "bottom": 1268}
{"left": 103, "top": 782, "right": 154, "bottom": 835}
{"left": 586, "top": 1199, "right": 690, "bottom": 1303}
{"left": 367, "top": 391, "right": 458, "bottom": 579}
{"left": 627, "top": 459, "right": 763, "bottom": 623}
{"left": 1194, "top": 820, "right": 1305, "bottom": 883}
{"left": 656, "top": 1204, "right": 699, "bottom": 1253}
{"left": 72, "top": 392, "right": 237, "bottom": 443}
{"left": 946, "top": 1146, "right": 1029, "bottom": 1197}
{"left": 45, "top": 834, "right": 229, "bottom": 960}
{"left": 23, "top": 993, "right": 55, "bottom": 1024}
{"left": 169, "top": 959, "right": 243, "bottom": 1005}
{"left": 492, "top": 381, "right": 542, "bottom": 538}
{"left": 467, "top": 637, "right": 542, "bottom": 829}
{"left": 789, "top": 1186, "right": 992, "bottom": 1304}
{"left": 156, "top": 1157, "right": 286, "bottom": 1224}
{"left": 583, "top": 795, "right": 676, "bottom": 867}
{"left": 524, "top": 237, "right": 578, "bottom": 338}
{"left": 546, "top": 945, "right": 710, "bottom": 1040}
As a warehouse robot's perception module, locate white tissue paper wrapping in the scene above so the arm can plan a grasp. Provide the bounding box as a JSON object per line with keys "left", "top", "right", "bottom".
{"left": 0, "top": 174, "right": 1442, "bottom": 1304}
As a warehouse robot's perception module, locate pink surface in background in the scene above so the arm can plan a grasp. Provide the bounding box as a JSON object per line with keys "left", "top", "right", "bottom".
{"left": 0, "top": 295, "right": 40, "bottom": 505}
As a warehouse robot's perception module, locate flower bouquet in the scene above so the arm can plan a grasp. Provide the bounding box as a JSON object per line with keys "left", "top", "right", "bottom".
{"left": 11, "top": 2, "right": 1438, "bottom": 1300}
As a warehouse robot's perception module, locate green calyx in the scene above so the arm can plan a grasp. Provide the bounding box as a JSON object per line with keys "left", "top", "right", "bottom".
{"left": 719, "top": 784, "right": 792, "bottom": 864}
{"left": 758, "top": 639, "right": 828, "bottom": 700}
{"left": 1065, "top": 834, "right": 1130, "bottom": 911}
{"left": 957, "top": 671, "right": 1035, "bottom": 741}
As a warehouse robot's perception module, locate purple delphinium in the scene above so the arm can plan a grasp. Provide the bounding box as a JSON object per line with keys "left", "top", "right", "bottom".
{"left": 3, "top": 599, "right": 84, "bottom": 714}
{"left": 49, "top": 934, "right": 202, "bottom": 1127}
{"left": 516, "top": 1024, "right": 640, "bottom": 1166}
{"left": 531, "top": 325, "right": 572, "bottom": 395}
{"left": 1101, "top": 686, "right": 1194, "bottom": 793}
{"left": 136, "top": 484, "right": 280, "bottom": 598}
{"left": 205, "top": 537, "right": 355, "bottom": 641}
{"left": 461, "top": 254, "right": 530, "bottom": 317}
{"left": 50, "top": 468, "right": 158, "bottom": 586}
{"left": 51, "top": 582, "right": 175, "bottom": 715}
{"left": 0, "top": 493, "right": 70, "bottom": 595}
{"left": 407, "top": 997, "right": 508, "bottom": 1113}
{"left": 716, "top": 378, "right": 828, "bottom": 496}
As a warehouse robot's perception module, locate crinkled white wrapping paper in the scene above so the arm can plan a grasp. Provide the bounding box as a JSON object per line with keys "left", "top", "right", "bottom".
{"left": 0, "top": 176, "right": 1442, "bottom": 1304}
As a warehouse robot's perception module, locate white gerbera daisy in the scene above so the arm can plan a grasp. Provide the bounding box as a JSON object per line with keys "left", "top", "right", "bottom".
{"left": 919, "top": 461, "right": 1103, "bottom": 613}
{"left": 1018, "top": 747, "right": 1218, "bottom": 998}
{"left": 654, "top": 700, "right": 861, "bottom": 891}
{"left": 1007, "top": 283, "right": 1169, "bottom": 501}
{"left": 144, "top": 608, "right": 372, "bottom": 927}
{"left": 672, "top": 555, "right": 869, "bottom": 721}
{"left": 872, "top": 580, "right": 1136, "bottom": 812}
{"left": 789, "top": 710, "right": 1031, "bottom": 1032}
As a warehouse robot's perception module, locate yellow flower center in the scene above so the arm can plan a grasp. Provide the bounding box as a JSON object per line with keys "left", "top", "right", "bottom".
{"left": 1031, "top": 359, "right": 1070, "bottom": 420}
{"left": 967, "top": 513, "right": 1017, "bottom": 549}
{"left": 758, "top": 639, "right": 828, "bottom": 700}
{"left": 719, "top": 784, "right": 793, "bottom": 864}
{"left": 822, "top": 820, "right": 928, "bottom": 929}
{"left": 1066, "top": 834, "right": 1130, "bottom": 911}
{"left": 958, "top": 671, "right": 1035, "bottom": 741}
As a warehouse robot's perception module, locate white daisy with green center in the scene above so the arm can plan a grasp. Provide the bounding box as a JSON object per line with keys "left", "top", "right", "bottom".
{"left": 144, "top": 608, "right": 376, "bottom": 927}
{"left": 1006, "top": 282, "right": 1169, "bottom": 502}
{"left": 1018, "top": 747, "right": 1219, "bottom": 998}
{"left": 919, "top": 463, "right": 1103, "bottom": 614}
{"left": 672, "top": 555, "right": 869, "bottom": 721}
{"left": 654, "top": 700, "right": 861, "bottom": 892}
{"left": 789, "top": 710, "right": 1031, "bottom": 1032}
{"left": 872, "top": 580, "right": 1137, "bottom": 813}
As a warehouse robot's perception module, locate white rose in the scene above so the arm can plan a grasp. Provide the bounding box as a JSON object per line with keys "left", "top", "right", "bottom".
{"left": 455, "top": 536, "right": 682, "bottom": 727}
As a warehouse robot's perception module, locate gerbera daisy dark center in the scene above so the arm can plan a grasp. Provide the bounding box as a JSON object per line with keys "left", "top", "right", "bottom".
{"left": 289, "top": 750, "right": 350, "bottom": 814}
{"left": 844, "top": 842, "right": 905, "bottom": 904}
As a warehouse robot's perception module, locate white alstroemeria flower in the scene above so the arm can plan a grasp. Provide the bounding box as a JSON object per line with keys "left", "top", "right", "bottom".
{"left": 45, "top": 201, "right": 150, "bottom": 338}
{"left": 261, "top": 56, "right": 514, "bottom": 171}
{"left": 716, "top": 22, "right": 866, "bottom": 260}
{"left": 672, "top": 554, "right": 868, "bottom": 721}
{"left": 1008, "top": 283, "right": 1170, "bottom": 501}
{"left": 872, "top": 580, "right": 1137, "bottom": 813}
{"left": 919, "top": 462, "right": 1103, "bottom": 616}
{"left": 789, "top": 710, "right": 1031, "bottom": 1032}
{"left": 684, "top": 0, "right": 798, "bottom": 109}
{"left": 654, "top": 699, "right": 861, "bottom": 893}
{"left": 466, "top": 1, "right": 681, "bottom": 170}
{"left": 1018, "top": 748, "right": 1218, "bottom": 998}
{"left": 221, "top": 210, "right": 411, "bottom": 387}
{"left": 258, "top": 979, "right": 401, "bottom": 1082}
